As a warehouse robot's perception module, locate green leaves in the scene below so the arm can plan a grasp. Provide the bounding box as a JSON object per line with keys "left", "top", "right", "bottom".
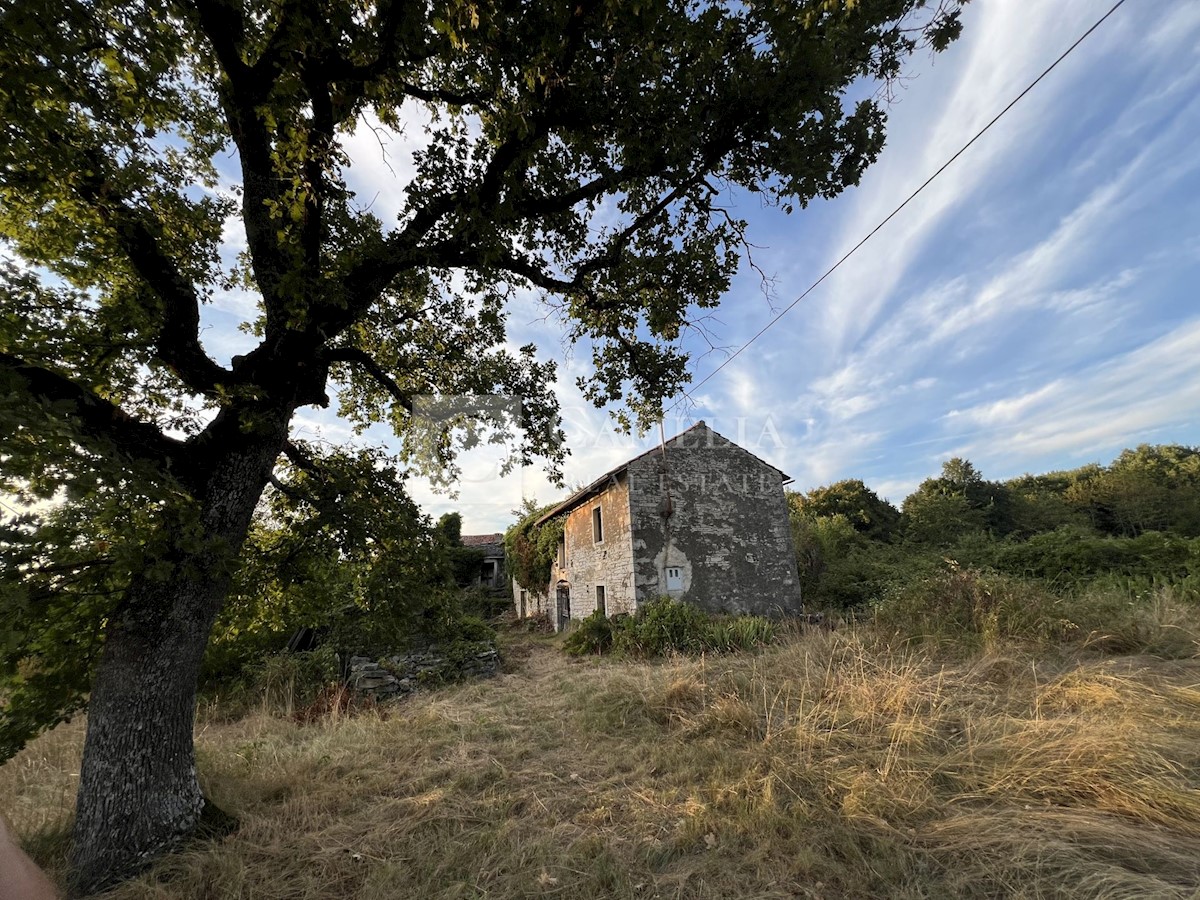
{"left": 206, "top": 442, "right": 462, "bottom": 675}
{"left": 503, "top": 501, "right": 563, "bottom": 595}
{"left": 0, "top": 478, "right": 200, "bottom": 760}
{"left": 0, "top": 0, "right": 970, "bottom": 768}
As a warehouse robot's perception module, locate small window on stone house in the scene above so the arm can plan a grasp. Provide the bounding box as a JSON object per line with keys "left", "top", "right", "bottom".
{"left": 666, "top": 567, "right": 683, "bottom": 591}
{"left": 519, "top": 590, "right": 527, "bottom": 618}
{"left": 557, "top": 540, "right": 566, "bottom": 569}
{"left": 592, "top": 505, "right": 603, "bottom": 543}
{"left": 596, "top": 585, "right": 606, "bottom": 615}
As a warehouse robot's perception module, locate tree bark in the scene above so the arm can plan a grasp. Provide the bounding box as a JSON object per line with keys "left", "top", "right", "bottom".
{"left": 68, "top": 419, "right": 287, "bottom": 896}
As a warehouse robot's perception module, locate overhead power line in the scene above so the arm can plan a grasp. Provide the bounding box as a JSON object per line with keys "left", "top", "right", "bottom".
{"left": 674, "top": 0, "right": 1130, "bottom": 408}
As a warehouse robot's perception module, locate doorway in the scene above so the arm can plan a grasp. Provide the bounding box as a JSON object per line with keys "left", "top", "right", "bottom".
{"left": 556, "top": 583, "right": 571, "bottom": 631}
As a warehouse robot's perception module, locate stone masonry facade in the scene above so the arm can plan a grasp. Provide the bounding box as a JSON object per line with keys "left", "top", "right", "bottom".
{"left": 514, "top": 422, "right": 802, "bottom": 626}
{"left": 626, "top": 425, "right": 801, "bottom": 616}
{"left": 549, "top": 470, "right": 637, "bottom": 625}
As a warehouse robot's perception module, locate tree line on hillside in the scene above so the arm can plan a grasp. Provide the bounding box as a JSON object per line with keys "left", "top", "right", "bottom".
{"left": 789, "top": 444, "right": 1200, "bottom": 610}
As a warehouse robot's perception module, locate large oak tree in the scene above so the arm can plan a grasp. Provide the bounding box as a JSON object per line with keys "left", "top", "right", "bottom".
{"left": 0, "top": 0, "right": 965, "bottom": 892}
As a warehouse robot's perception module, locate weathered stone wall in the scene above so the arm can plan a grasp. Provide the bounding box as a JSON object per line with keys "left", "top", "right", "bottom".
{"left": 627, "top": 423, "right": 802, "bottom": 616}
{"left": 549, "top": 471, "right": 636, "bottom": 626}
{"left": 511, "top": 576, "right": 554, "bottom": 620}
{"left": 347, "top": 642, "right": 499, "bottom": 701}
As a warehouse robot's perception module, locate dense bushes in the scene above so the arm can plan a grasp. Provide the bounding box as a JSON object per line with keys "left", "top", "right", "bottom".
{"left": 985, "top": 528, "right": 1200, "bottom": 589}
{"left": 200, "top": 450, "right": 498, "bottom": 687}
{"left": 790, "top": 445, "right": 1200, "bottom": 613}
{"left": 563, "top": 600, "right": 776, "bottom": 658}
{"left": 434, "top": 513, "right": 487, "bottom": 589}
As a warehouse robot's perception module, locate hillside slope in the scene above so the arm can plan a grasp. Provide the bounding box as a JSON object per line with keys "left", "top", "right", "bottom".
{"left": 5, "top": 630, "right": 1200, "bottom": 898}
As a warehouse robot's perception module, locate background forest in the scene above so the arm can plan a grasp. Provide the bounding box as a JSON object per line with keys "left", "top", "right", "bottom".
{"left": 790, "top": 443, "right": 1200, "bottom": 643}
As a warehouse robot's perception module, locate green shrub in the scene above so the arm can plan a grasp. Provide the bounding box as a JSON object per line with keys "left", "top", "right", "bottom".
{"left": 563, "top": 610, "right": 615, "bottom": 656}
{"left": 709, "top": 615, "right": 776, "bottom": 652}
{"left": 986, "top": 528, "right": 1200, "bottom": 591}
{"left": 613, "top": 598, "right": 715, "bottom": 657}
{"left": 565, "top": 599, "right": 779, "bottom": 658}
{"left": 442, "top": 613, "right": 495, "bottom": 644}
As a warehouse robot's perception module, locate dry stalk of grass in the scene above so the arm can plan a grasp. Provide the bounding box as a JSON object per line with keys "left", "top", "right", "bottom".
{"left": 2, "top": 628, "right": 1199, "bottom": 899}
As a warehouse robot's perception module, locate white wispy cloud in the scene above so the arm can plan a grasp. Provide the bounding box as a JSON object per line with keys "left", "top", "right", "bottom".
{"left": 339, "top": 104, "right": 435, "bottom": 224}
{"left": 730, "top": 0, "right": 1200, "bottom": 493}
{"left": 178, "top": 0, "right": 1200, "bottom": 530}
{"left": 812, "top": 0, "right": 1097, "bottom": 356}
{"left": 948, "top": 317, "right": 1200, "bottom": 466}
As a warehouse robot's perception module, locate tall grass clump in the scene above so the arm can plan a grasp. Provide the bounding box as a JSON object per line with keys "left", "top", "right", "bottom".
{"left": 251, "top": 646, "right": 341, "bottom": 716}
{"left": 873, "top": 568, "right": 1070, "bottom": 648}
{"left": 874, "top": 568, "right": 1200, "bottom": 657}
{"left": 1061, "top": 584, "right": 1200, "bottom": 657}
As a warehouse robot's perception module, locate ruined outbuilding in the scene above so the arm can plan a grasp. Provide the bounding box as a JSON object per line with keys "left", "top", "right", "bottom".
{"left": 461, "top": 532, "right": 505, "bottom": 590}
{"left": 513, "top": 421, "right": 802, "bottom": 629}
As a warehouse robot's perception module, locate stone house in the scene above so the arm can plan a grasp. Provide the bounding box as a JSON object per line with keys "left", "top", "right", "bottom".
{"left": 513, "top": 421, "right": 802, "bottom": 629}
{"left": 461, "top": 533, "right": 505, "bottom": 590}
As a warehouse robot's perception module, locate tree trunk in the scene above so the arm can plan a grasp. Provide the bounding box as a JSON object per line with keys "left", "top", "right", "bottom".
{"left": 68, "top": 422, "right": 286, "bottom": 896}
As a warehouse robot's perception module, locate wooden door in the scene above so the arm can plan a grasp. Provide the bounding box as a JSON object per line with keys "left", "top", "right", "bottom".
{"left": 556, "top": 584, "right": 571, "bottom": 631}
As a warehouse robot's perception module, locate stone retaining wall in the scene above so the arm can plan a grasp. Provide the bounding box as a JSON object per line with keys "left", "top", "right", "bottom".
{"left": 346, "top": 641, "right": 499, "bottom": 701}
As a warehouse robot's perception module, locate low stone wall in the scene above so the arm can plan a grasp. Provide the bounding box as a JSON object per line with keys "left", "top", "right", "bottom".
{"left": 347, "top": 641, "right": 499, "bottom": 701}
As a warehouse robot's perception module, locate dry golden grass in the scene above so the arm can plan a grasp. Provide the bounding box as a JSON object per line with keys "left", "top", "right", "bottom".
{"left": 4, "top": 627, "right": 1200, "bottom": 898}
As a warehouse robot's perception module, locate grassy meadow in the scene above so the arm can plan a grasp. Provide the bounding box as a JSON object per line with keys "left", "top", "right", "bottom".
{"left": 4, "top": 609, "right": 1200, "bottom": 899}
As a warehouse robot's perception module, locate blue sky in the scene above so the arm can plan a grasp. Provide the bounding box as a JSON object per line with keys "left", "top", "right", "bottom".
{"left": 203, "top": 0, "right": 1200, "bottom": 534}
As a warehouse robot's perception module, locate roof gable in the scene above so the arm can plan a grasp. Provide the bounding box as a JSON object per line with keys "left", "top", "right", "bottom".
{"left": 461, "top": 533, "right": 504, "bottom": 548}
{"left": 534, "top": 421, "right": 789, "bottom": 524}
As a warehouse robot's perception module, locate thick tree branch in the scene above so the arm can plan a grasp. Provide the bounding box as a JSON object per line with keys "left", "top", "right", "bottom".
{"left": 320, "top": 0, "right": 603, "bottom": 337}
{"left": 320, "top": 0, "right": 492, "bottom": 114}
{"left": 267, "top": 473, "right": 307, "bottom": 505}
{"left": 0, "top": 352, "right": 187, "bottom": 472}
{"left": 187, "top": 0, "right": 252, "bottom": 82}
{"left": 424, "top": 173, "right": 703, "bottom": 312}
{"left": 324, "top": 346, "right": 413, "bottom": 413}
{"left": 507, "top": 156, "right": 663, "bottom": 219}
{"left": 282, "top": 440, "right": 321, "bottom": 474}
{"left": 474, "top": 0, "right": 600, "bottom": 213}
{"left": 300, "top": 62, "right": 334, "bottom": 276}
{"left": 576, "top": 175, "right": 702, "bottom": 282}
{"left": 246, "top": 0, "right": 305, "bottom": 83}
{"left": 187, "top": 0, "right": 287, "bottom": 310}
{"left": 73, "top": 168, "right": 231, "bottom": 395}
